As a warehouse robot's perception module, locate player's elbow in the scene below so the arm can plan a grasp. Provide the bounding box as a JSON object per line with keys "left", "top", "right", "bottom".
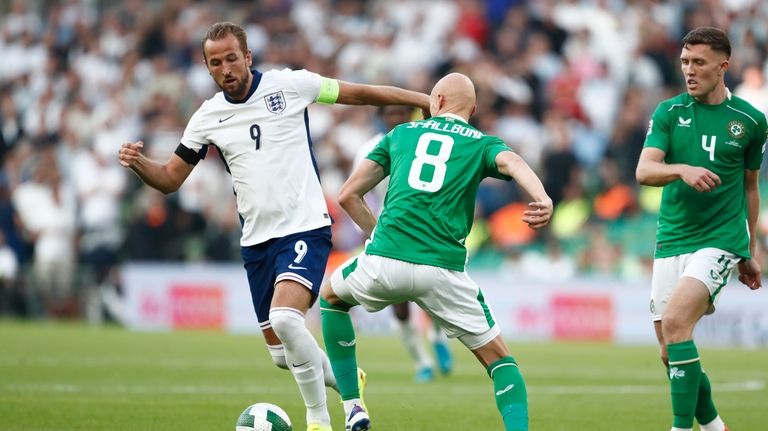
{"left": 497, "top": 151, "right": 523, "bottom": 178}
{"left": 635, "top": 169, "right": 646, "bottom": 185}
{"left": 337, "top": 189, "right": 356, "bottom": 211}
{"left": 338, "top": 186, "right": 362, "bottom": 212}
{"left": 158, "top": 185, "right": 179, "bottom": 195}
{"left": 635, "top": 164, "right": 652, "bottom": 186}
{"left": 157, "top": 178, "right": 184, "bottom": 194}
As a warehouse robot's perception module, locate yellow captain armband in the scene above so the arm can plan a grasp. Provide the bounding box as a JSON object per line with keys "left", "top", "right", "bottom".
{"left": 316, "top": 77, "right": 340, "bottom": 104}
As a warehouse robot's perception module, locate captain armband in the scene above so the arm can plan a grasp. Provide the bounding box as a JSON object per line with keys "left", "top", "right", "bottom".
{"left": 316, "top": 77, "right": 340, "bottom": 104}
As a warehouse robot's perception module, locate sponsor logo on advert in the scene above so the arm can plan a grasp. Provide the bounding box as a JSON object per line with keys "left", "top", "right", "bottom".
{"left": 551, "top": 293, "right": 614, "bottom": 341}
{"left": 170, "top": 284, "right": 225, "bottom": 329}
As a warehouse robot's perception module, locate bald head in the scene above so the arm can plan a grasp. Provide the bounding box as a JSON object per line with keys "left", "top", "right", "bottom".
{"left": 429, "top": 73, "right": 477, "bottom": 120}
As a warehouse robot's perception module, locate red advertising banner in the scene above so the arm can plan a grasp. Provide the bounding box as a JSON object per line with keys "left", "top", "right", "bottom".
{"left": 169, "top": 284, "right": 225, "bottom": 330}
{"left": 551, "top": 293, "right": 614, "bottom": 341}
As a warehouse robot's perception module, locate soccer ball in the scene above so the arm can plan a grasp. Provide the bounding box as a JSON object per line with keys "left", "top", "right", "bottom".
{"left": 235, "top": 403, "right": 292, "bottom": 431}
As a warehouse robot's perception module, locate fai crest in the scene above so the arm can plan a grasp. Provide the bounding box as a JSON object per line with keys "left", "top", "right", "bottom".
{"left": 727, "top": 120, "right": 745, "bottom": 139}
{"left": 264, "top": 91, "right": 286, "bottom": 114}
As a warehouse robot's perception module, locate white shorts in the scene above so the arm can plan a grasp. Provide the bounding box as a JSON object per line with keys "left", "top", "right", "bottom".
{"left": 330, "top": 253, "right": 500, "bottom": 350}
{"left": 650, "top": 247, "right": 739, "bottom": 321}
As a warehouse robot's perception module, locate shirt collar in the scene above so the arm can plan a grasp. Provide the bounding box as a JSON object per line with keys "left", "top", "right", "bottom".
{"left": 437, "top": 113, "right": 469, "bottom": 123}
{"left": 223, "top": 69, "right": 262, "bottom": 104}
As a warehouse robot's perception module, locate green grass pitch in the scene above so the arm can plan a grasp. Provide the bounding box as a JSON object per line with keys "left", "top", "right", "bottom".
{"left": 1, "top": 321, "right": 765, "bottom": 430}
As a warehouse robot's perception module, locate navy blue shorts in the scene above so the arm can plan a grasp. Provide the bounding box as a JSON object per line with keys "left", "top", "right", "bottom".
{"left": 241, "top": 226, "right": 332, "bottom": 329}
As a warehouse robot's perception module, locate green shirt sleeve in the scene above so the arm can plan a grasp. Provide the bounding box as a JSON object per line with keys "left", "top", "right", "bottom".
{"left": 366, "top": 130, "right": 392, "bottom": 176}
{"left": 644, "top": 103, "right": 673, "bottom": 152}
{"left": 745, "top": 114, "right": 768, "bottom": 171}
{"left": 484, "top": 136, "right": 513, "bottom": 180}
{"left": 316, "top": 77, "right": 340, "bottom": 104}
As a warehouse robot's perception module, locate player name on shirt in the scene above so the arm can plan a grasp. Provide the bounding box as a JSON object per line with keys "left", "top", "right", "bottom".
{"left": 405, "top": 119, "right": 484, "bottom": 138}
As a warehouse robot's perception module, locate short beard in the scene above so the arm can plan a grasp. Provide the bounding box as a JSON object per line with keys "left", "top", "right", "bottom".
{"left": 221, "top": 74, "right": 249, "bottom": 100}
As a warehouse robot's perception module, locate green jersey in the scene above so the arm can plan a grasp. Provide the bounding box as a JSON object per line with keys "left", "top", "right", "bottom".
{"left": 644, "top": 92, "right": 767, "bottom": 259}
{"left": 365, "top": 114, "right": 511, "bottom": 271}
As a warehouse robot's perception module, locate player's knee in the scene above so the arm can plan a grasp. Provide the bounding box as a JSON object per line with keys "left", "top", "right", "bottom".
{"left": 319, "top": 282, "right": 352, "bottom": 310}
{"left": 660, "top": 315, "right": 690, "bottom": 342}
{"left": 319, "top": 281, "right": 338, "bottom": 303}
{"left": 268, "top": 308, "right": 305, "bottom": 342}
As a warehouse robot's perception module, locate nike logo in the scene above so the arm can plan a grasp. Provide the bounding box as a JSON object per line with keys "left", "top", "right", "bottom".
{"left": 495, "top": 384, "right": 515, "bottom": 396}
{"left": 291, "top": 360, "right": 310, "bottom": 368}
{"left": 288, "top": 263, "right": 307, "bottom": 270}
{"left": 338, "top": 339, "right": 356, "bottom": 347}
{"left": 219, "top": 114, "right": 235, "bottom": 123}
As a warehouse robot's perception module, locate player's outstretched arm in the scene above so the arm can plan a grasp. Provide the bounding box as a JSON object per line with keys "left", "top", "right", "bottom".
{"left": 495, "top": 151, "right": 553, "bottom": 230}
{"left": 336, "top": 81, "right": 430, "bottom": 111}
{"left": 636, "top": 147, "right": 721, "bottom": 191}
{"left": 738, "top": 168, "right": 762, "bottom": 290}
{"left": 338, "top": 159, "right": 387, "bottom": 238}
{"left": 118, "top": 141, "right": 194, "bottom": 194}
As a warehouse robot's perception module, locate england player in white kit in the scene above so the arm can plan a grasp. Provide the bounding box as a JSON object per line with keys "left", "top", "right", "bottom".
{"left": 118, "top": 22, "right": 429, "bottom": 431}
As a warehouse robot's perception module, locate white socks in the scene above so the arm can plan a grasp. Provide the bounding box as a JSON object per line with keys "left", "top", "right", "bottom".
{"left": 267, "top": 344, "right": 289, "bottom": 369}
{"left": 700, "top": 416, "right": 726, "bottom": 431}
{"left": 396, "top": 319, "right": 433, "bottom": 370}
{"left": 268, "top": 343, "right": 338, "bottom": 392}
{"left": 669, "top": 414, "right": 725, "bottom": 431}
{"left": 319, "top": 347, "right": 339, "bottom": 392}
{"left": 343, "top": 398, "right": 364, "bottom": 416}
{"left": 269, "top": 307, "right": 330, "bottom": 426}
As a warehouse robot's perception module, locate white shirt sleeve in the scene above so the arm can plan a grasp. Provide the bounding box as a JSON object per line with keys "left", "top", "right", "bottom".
{"left": 285, "top": 68, "right": 322, "bottom": 106}
{"left": 180, "top": 105, "right": 209, "bottom": 152}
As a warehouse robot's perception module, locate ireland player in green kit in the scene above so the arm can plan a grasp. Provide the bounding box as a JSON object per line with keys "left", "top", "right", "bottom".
{"left": 319, "top": 73, "right": 552, "bottom": 431}
{"left": 636, "top": 27, "right": 767, "bottom": 431}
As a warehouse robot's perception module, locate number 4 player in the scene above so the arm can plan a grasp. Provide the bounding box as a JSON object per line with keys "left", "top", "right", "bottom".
{"left": 636, "top": 26, "right": 767, "bottom": 431}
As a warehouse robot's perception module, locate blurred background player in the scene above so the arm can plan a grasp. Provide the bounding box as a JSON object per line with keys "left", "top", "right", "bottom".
{"left": 636, "top": 27, "right": 767, "bottom": 431}
{"left": 354, "top": 105, "right": 454, "bottom": 382}
{"left": 321, "top": 73, "right": 553, "bottom": 431}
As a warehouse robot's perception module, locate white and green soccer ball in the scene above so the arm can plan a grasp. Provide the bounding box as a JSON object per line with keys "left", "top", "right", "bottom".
{"left": 235, "top": 403, "right": 292, "bottom": 431}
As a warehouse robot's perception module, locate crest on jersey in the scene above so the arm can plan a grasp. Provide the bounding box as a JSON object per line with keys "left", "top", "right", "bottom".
{"left": 727, "top": 120, "right": 745, "bottom": 139}
{"left": 264, "top": 91, "right": 286, "bottom": 114}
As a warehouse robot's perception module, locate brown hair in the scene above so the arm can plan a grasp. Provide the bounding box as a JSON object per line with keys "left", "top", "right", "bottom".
{"left": 201, "top": 22, "right": 248, "bottom": 59}
{"left": 682, "top": 27, "right": 731, "bottom": 58}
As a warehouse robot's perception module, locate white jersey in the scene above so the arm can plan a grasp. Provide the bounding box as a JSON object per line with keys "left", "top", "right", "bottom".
{"left": 179, "top": 68, "right": 331, "bottom": 246}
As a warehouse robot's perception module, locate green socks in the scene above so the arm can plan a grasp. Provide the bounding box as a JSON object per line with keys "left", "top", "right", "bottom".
{"left": 487, "top": 356, "right": 528, "bottom": 431}
{"left": 695, "top": 370, "right": 718, "bottom": 425}
{"left": 667, "top": 340, "right": 702, "bottom": 429}
{"left": 666, "top": 361, "right": 718, "bottom": 427}
{"left": 320, "top": 298, "right": 359, "bottom": 400}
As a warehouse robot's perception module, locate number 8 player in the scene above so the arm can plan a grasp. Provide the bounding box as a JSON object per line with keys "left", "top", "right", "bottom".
{"left": 319, "top": 73, "right": 552, "bottom": 431}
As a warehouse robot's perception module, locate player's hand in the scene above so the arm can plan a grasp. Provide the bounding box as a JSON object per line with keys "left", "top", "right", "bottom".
{"left": 680, "top": 165, "right": 721, "bottom": 192}
{"left": 522, "top": 198, "right": 553, "bottom": 230}
{"left": 737, "top": 259, "right": 762, "bottom": 290}
{"left": 118, "top": 141, "right": 145, "bottom": 168}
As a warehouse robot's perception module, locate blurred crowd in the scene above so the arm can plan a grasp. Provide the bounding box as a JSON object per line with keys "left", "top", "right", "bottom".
{"left": 1, "top": 0, "right": 768, "bottom": 318}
